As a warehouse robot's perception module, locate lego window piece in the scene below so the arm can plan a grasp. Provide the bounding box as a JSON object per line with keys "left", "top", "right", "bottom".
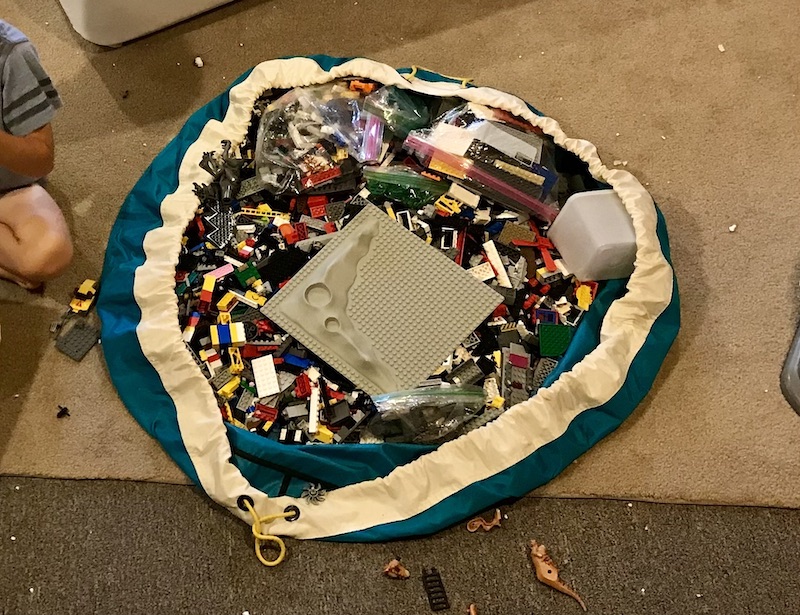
{"left": 264, "top": 206, "right": 502, "bottom": 395}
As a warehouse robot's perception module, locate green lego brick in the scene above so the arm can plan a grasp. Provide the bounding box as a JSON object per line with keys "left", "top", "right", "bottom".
{"left": 538, "top": 323, "right": 573, "bottom": 357}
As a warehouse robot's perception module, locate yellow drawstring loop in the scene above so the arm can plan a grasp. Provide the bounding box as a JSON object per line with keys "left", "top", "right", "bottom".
{"left": 241, "top": 498, "right": 296, "bottom": 567}
{"left": 404, "top": 65, "right": 473, "bottom": 88}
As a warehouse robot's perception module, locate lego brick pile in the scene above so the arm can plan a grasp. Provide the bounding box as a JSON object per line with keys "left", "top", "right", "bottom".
{"left": 175, "top": 78, "right": 599, "bottom": 446}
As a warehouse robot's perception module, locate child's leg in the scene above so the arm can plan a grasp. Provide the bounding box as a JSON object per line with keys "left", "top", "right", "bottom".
{"left": 0, "top": 184, "right": 73, "bottom": 287}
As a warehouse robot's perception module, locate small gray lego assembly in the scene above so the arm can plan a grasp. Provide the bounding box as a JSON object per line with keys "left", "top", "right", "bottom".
{"left": 501, "top": 343, "right": 533, "bottom": 407}
{"left": 264, "top": 205, "right": 502, "bottom": 396}
{"left": 55, "top": 320, "right": 100, "bottom": 361}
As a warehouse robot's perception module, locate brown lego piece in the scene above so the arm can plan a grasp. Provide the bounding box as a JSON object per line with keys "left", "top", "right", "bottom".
{"left": 383, "top": 558, "right": 410, "bottom": 580}
{"left": 466, "top": 508, "right": 502, "bottom": 532}
{"left": 529, "top": 540, "right": 587, "bottom": 611}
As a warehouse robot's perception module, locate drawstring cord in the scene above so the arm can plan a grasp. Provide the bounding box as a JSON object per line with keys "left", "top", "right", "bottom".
{"left": 238, "top": 496, "right": 298, "bottom": 567}
{"left": 404, "top": 65, "right": 473, "bottom": 88}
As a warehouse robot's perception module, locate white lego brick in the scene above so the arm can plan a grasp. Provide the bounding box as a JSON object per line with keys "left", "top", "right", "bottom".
{"left": 469, "top": 261, "right": 496, "bottom": 282}
{"left": 483, "top": 240, "right": 512, "bottom": 288}
{"left": 447, "top": 182, "right": 481, "bottom": 208}
{"left": 251, "top": 355, "right": 280, "bottom": 398}
{"left": 223, "top": 255, "right": 246, "bottom": 268}
{"left": 230, "top": 290, "right": 259, "bottom": 309}
{"left": 554, "top": 258, "right": 572, "bottom": 278}
{"left": 306, "top": 366, "right": 321, "bottom": 383}
{"left": 308, "top": 385, "right": 320, "bottom": 434}
{"left": 474, "top": 209, "right": 492, "bottom": 225}
{"left": 182, "top": 326, "right": 196, "bottom": 343}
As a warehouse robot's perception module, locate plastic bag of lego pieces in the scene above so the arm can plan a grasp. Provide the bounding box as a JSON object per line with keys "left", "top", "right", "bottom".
{"left": 367, "top": 385, "right": 487, "bottom": 444}
{"left": 402, "top": 131, "right": 560, "bottom": 222}
{"left": 300, "top": 83, "right": 365, "bottom": 157}
{"left": 254, "top": 85, "right": 346, "bottom": 193}
{"left": 362, "top": 166, "right": 449, "bottom": 209}
{"left": 363, "top": 85, "right": 430, "bottom": 138}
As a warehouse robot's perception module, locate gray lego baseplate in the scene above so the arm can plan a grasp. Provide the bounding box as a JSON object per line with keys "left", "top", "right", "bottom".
{"left": 56, "top": 320, "right": 100, "bottom": 361}
{"left": 461, "top": 405, "right": 506, "bottom": 433}
{"left": 264, "top": 205, "right": 502, "bottom": 396}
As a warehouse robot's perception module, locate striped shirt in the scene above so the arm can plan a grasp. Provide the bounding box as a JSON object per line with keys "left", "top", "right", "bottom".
{"left": 0, "top": 20, "right": 62, "bottom": 191}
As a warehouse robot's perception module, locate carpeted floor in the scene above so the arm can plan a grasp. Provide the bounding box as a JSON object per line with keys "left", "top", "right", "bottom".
{"left": 2, "top": 477, "right": 799, "bottom": 615}
{"left": 0, "top": 0, "right": 799, "bottom": 506}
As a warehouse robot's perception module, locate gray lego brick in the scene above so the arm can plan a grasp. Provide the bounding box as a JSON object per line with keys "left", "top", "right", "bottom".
{"left": 236, "top": 174, "right": 269, "bottom": 200}
{"left": 325, "top": 200, "right": 346, "bottom": 221}
{"left": 501, "top": 345, "right": 533, "bottom": 407}
{"left": 55, "top": 320, "right": 100, "bottom": 361}
{"left": 448, "top": 359, "right": 484, "bottom": 386}
{"left": 531, "top": 357, "right": 559, "bottom": 393}
{"left": 264, "top": 205, "right": 502, "bottom": 395}
{"left": 236, "top": 390, "right": 256, "bottom": 412}
{"left": 208, "top": 366, "right": 234, "bottom": 390}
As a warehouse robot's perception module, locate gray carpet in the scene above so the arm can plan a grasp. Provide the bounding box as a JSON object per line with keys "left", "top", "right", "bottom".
{"left": 1, "top": 477, "right": 798, "bottom": 615}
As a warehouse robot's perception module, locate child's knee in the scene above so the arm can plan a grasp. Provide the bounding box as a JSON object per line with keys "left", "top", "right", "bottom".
{"left": 17, "top": 230, "right": 73, "bottom": 281}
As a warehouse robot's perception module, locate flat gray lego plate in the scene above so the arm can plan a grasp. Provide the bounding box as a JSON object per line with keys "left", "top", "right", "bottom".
{"left": 56, "top": 320, "right": 100, "bottom": 362}
{"left": 264, "top": 205, "right": 502, "bottom": 395}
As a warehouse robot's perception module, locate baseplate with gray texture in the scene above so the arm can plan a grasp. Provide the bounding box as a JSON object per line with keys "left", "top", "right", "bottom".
{"left": 264, "top": 205, "right": 502, "bottom": 395}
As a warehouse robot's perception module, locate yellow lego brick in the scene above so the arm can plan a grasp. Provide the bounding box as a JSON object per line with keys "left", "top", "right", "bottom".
{"left": 576, "top": 284, "right": 594, "bottom": 311}
{"left": 228, "top": 348, "right": 244, "bottom": 374}
{"left": 217, "top": 291, "right": 238, "bottom": 312}
{"left": 493, "top": 350, "right": 502, "bottom": 369}
{"left": 202, "top": 275, "right": 216, "bottom": 292}
{"left": 429, "top": 158, "right": 466, "bottom": 179}
{"left": 312, "top": 425, "right": 334, "bottom": 444}
{"left": 217, "top": 312, "right": 231, "bottom": 324}
{"left": 217, "top": 377, "right": 241, "bottom": 399}
{"left": 230, "top": 322, "right": 247, "bottom": 347}
{"left": 209, "top": 326, "right": 221, "bottom": 347}
{"left": 434, "top": 195, "right": 462, "bottom": 215}
{"left": 332, "top": 147, "right": 349, "bottom": 163}
{"left": 489, "top": 395, "right": 505, "bottom": 409}
{"left": 245, "top": 291, "right": 266, "bottom": 307}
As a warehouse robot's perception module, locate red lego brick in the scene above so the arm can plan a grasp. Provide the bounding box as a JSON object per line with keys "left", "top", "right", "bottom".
{"left": 253, "top": 403, "right": 279, "bottom": 422}
{"left": 294, "top": 373, "right": 311, "bottom": 399}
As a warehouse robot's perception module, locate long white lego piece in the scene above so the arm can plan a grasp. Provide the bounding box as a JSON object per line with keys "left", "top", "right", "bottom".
{"left": 308, "top": 384, "right": 320, "bottom": 434}
{"left": 483, "top": 240, "right": 512, "bottom": 288}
